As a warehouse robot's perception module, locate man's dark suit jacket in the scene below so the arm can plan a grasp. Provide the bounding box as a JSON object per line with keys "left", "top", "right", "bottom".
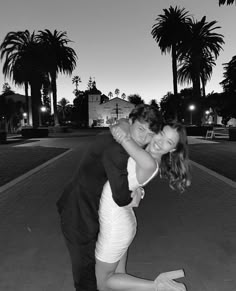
{"left": 57, "top": 131, "right": 132, "bottom": 240}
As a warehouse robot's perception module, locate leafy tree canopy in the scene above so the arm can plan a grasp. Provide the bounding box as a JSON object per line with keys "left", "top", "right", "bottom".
{"left": 127, "top": 94, "right": 144, "bottom": 105}
{"left": 1, "top": 83, "right": 15, "bottom": 96}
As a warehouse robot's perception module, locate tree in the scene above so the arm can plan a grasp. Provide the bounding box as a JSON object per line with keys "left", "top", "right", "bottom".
{"left": 151, "top": 6, "right": 190, "bottom": 114}
{"left": 72, "top": 75, "right": 81, "bottom": 91}
{"left": 2, "top": 83, "right": 15, "bottom": 95}
{"left": 121, "top": 93, "right": 126, "bottom": 100}
{"left": 41, "top": 74, "right": 51, "bottom": 110}
{"left": 0, "top": 84, "right": 25, "bottom": 133}
{"left": 206, "top": 91, "right": 236, "bottom": 124}
{"left": 178, "top": 16, "right": 224, "bottom": 101}
{"left": 178, "top": 53, "right": 216, "bottom": 98}
{"left": 149, "top": 99, "right": 160, "bottom": 110}
{"left": 220, "top": 56, "right": 236, "bottom": 92}
{"left": 72, "top": 90, "right": 88, "bottom": 127}
{"left": 217, "top": 56, "right": 236, "bottom": 122}
{"left": 37, "top": 29, "right": 77, "bottom": 126}
{"left": 219, "top": 0, "right": 235, "bottom": 5}
{"left": 160, "top": 92, "right": 177, "bottom": 120}
{"left": 72, "top": 76, "right": 81, "bottom": 98}
{"left": 0, "top": 30, "right": 45, "bottom": 127}
{"left": 114, "top": 88, "right": 120, "bottom": 97}
{"left": 57, "top": 97, "right": 71, "bottom": 123}
{"left": 160, "top": 89, "right": 192, "bottom": 123}
{"left": 127, "top": 94, "right": 144, "bottom": 105}
{"left": 108, "top": 91, "right": 113, "bottom": 99}
{"left": 87, "top": 76, "right": 93, "bottom": 90}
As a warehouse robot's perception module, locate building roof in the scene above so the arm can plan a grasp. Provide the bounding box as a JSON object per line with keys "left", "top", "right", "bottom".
{"left": 103, "top": 97, "right": 132, "bottom": 105}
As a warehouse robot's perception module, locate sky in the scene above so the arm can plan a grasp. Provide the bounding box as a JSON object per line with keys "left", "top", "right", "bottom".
{"left": 0, "top": 0, "right": 235, "bottom": 105}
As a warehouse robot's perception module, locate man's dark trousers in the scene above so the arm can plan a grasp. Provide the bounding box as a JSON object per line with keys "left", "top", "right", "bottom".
{"left": 57, "top": 132, "right": 132, "bottom": 290}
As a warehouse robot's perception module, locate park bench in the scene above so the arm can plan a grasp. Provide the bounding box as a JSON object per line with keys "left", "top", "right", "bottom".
{"left": 205, "top": 127, "right": 229, "bottom": 139}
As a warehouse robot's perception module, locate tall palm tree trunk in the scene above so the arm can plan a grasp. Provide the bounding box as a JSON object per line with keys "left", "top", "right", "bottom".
{"left": 171, "top": 44, "right": 178, "bottom": 120}
{"left": 30, "top": 81, "right": 42, "bottom": 128}
{"left": 24, "top": 81, "right": 33, "bottom": 126}
{"left": 201, "top": 76, "right": 206, "bottom": 98}
{"left": 51, "top": 74, "right": 59, "bottom": 126}
{"left": 192, "top": 59, "right": 202, "bottom": 125}
{"left": 172, "top": 44, "right": 178, "bottom": 97}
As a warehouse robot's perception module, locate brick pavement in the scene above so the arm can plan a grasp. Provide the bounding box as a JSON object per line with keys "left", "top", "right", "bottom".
{"left": 0, "top": 135, "right": 235, "bottom": 291}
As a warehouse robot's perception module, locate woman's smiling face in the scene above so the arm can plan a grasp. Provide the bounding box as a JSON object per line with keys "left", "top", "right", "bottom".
{"left": 148, "top": 125, "right": 180, "bottom": 158}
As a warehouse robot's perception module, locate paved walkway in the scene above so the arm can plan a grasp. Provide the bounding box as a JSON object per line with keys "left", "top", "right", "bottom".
{"left": 0, "top": 135, "right": 235, "bottom": 291}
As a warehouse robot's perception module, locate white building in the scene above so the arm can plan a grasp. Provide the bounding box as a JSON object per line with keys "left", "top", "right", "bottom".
{"left": 88, "top": 93, "right": 135, "bottom": 127}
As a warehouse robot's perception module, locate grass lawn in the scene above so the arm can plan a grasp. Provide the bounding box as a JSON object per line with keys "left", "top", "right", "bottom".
{"left": 0, "top": 146, "right": 68, "bottom": 187}
{"left": 0, "top": 136, "right": 235, "bottom": 189}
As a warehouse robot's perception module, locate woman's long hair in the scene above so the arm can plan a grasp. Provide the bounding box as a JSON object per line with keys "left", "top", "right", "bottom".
{"left": 159, "top": 120, "right": 191, "bottom": 193}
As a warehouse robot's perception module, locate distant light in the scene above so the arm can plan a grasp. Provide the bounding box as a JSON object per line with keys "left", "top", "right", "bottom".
{"left": 189, "top": 105, "right": 195, "bottom": 111}
{"left": 23, "top": 112, "right": 27, "bottom": 118}
{"left": 41, "top": 106, "right": 47, "bottom": 112}
{"left": 205, "top": 110, "right": 210, "bottom": 115}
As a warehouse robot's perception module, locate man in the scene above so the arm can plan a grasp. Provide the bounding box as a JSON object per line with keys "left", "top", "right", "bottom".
{"left": 57, "top": 104, "right": 162, "bottom": 291}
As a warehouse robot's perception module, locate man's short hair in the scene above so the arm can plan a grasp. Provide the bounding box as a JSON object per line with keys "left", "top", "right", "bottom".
{"left": 129, "top": 104, "right": 162, "bottom": 133}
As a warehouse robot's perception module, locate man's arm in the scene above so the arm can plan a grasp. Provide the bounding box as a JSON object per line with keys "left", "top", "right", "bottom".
{"left": 102, "top": 142, "right": 132, "bottom": 207}
{"left": 111, "top": 126, "right": 156, "bottom": 171}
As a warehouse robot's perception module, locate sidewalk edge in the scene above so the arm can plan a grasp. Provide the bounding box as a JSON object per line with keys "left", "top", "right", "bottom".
{"left": 0, "top": 148, "right": 72, "bottom": 193}
{"left": 190, "top": 160, "right": 236, "bottom": 189}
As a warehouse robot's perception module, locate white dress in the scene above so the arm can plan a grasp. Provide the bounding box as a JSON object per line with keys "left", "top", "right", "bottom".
{"left": 95, "top": 157, "right": 158, "bottom": 263}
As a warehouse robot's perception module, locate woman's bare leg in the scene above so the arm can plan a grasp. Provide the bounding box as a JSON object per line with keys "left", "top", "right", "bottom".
{"left": 95, "top": 258, "right": 156, "bottom": 291}
{"left": 115, "top": 251, "right": 127, "bottom": 273}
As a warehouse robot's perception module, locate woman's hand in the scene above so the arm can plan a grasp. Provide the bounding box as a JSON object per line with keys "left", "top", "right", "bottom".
{"left": 110, "top": 125, "right": 129, "bottom": 144}
{"left": 123, "top": 187, "right": 143, "bottom": 209}
{"left": 110, "top": 119, "right": 131, "bottom": 144}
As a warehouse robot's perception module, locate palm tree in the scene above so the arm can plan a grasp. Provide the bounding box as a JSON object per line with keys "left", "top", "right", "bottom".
{"left": 0, "top": 30, "right": 45, "bottom": 127}
{"left": 114, "top": 88, "right": 120, "bottom": 97}
{"left": 151, "top": 6, "right": 191, "bottom": 107}
{"left": 87, "top": 76, "right": 93, "bottom": 90}
{"left": 108, "top": 91, "right": 113, "bottom": 99}
{"left": 37, "top": 29, "right": 77, "bottom": 126}
{"left": 72, "top": 75, "right": 81, "bottom": 91}
{"left": 178, "top": 16, "right": 224, "bottom": 101}
{"left": 220, "top": 56, "right": 236, "bottom": 92}
{"left": 177, "top": 53, "right": 216, "bottom": 98}
{"left": 57, "top": 97, "right": 70, "bottom": 123}
{"left": 219, "top": 0, "right": 235, "bottom": 5}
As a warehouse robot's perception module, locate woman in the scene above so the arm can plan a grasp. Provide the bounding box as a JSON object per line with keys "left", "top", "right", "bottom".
{"left": 95, "top": 120, "right": 191, "bottom": 291}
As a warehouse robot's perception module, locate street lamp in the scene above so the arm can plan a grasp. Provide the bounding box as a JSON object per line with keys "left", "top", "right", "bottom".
{"left": 189, "top": 104, "right": 195, "bottom": 125}
{"left": 205, "top": 110, "right": 211, "bottom": 124}
{"left": 23, "top": 112, "right": 27, "bottom": 125}
{"left": 39, "top": 106, "right": 47, "bottom": 126}
{"left": 41, "top": 106, "right": 47, "bottom": 113}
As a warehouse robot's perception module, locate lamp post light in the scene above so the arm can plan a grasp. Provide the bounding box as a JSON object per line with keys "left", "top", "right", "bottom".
{"left": 23, "top": 112, "right": 28, "bottom": 125}
{"left": 189, "top": 104, "right": 195, "bottom": 125}
{"left": 39, "top": 106, "right": 47, "bottom": 127}
{"left": 41, "top": 106, "right": 47, "bottom": 113}
{"left": 205, "top": 110, "right": 212, "bottom": 124}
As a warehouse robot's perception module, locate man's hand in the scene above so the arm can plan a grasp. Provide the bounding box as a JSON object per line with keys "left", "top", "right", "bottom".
{"left": 154, "top": 270, "right": 186, "bottom": 291}
{"left": 124, "top": 187, "right": 143, "bottom": 209}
